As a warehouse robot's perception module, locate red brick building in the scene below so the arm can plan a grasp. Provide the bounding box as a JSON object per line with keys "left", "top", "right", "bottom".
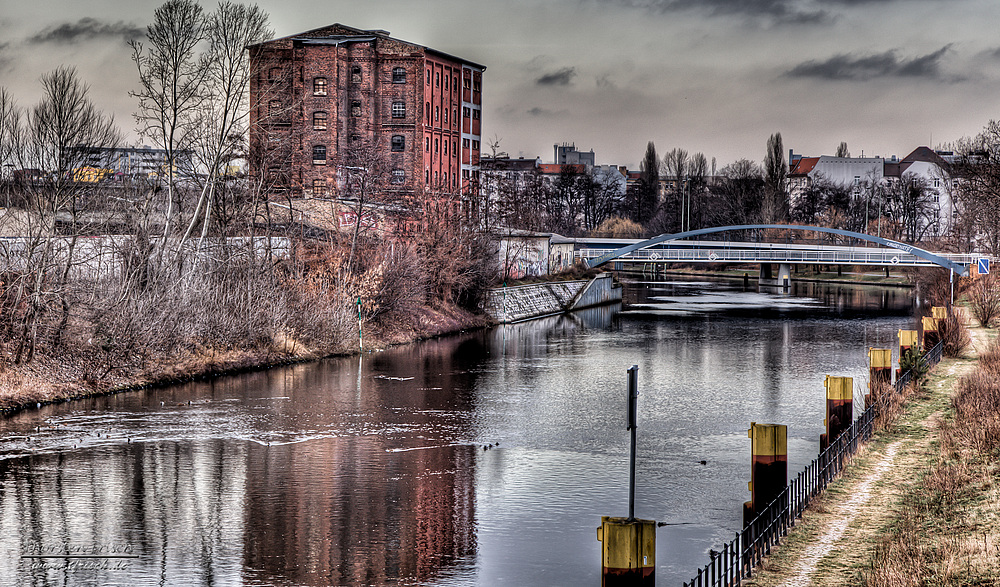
{"left": 248, "top": 24, "right": 484, "bottom": 201}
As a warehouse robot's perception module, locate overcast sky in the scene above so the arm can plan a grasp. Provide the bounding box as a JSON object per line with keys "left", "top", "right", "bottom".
{"left": 3, "top": 0, "right": 1000, "bottom": 169}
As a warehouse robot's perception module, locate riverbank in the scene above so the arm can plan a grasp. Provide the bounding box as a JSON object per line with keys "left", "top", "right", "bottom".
{"left": 0, "top": 301, "right": 491, "bottom": 417}
{"left": 745, "top": 319, "right": 1000, "bottom": 586}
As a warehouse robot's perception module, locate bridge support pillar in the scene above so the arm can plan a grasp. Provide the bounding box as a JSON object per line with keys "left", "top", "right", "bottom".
{"left": 758, "top": 264, "right": 792, "bottom": 289}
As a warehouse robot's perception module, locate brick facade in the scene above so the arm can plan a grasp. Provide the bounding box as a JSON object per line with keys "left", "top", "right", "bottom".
{"left": 249, "top": 24, "right": 484, "bottom": 201}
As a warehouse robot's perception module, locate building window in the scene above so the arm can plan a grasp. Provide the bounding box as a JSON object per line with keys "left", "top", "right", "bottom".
{"left": 268, "top": 100, "right": 281, "bottom": 117}
{"left": 312, "top": 145, "right": 326, "bottom": 164}
{"left": 443, "top": 109, "right": 448, "bottom": 124}
{"left": 453, "top": 140, "right": 457, "bottom": 156}
{"left": 464, "top": 77, "right": 471, "bottom": 90}
{"left": 392, "top": 67, "right": 406, "bottom": 84}
{"left": 268, "top": 68, "right": 282, "bottom": 82}
{"left": 391, "top": 135, "right": 405, "bottom": 152}
{"left": 472, "top": 109, "right": 481, "bottom": 120}
{"left": 313, "top": 111, "right": 327, "bottom": 130}
{"left": 435, "top": 72, "right": 440, "bottom": 87}
{"left": 313, "top": 77, "right": 327, "bottom": 95}
{"left": 435, "top": 138, "right": 439, "bottom": 153}
{"left": 351, "top": 66, "right": 362, "bottom": 84}
{"left": 473, "top": 80, "right": 481, "bottom": 92}
{"left": 425, "top": 169, "right": 430, "bottom": 183}
{"left": 426, "top": 69, "right": 431, "bottom": 84}
{"left": 444, "top": 75, "right": 449, "bottom": 90}
{"left": 463, "top": 138, "right": 469, "bottom": 149}
{"left": 435, "top": 105, "right": 439, "bottom": 122}
{"left": 453, "top": 76, "right": 457, "bottom": 91}
{"left": 392, "top": 101, "right": 405, "bottom": 118}
{"left": 392, "top": 169, "right": 405, "bottom": 184}
{"left": 312, "top": 179, "right": 326, "bottom": 196}
{"left": 463, "top": 107, "right": 470, "bottom": 118}
{"left": 472, "top": 140, "right": 480, "bottom": 150}
{"left": 351, "top": 100, "right": 361, "bottom": 117}
{"left": 444, "top": 140, "right": 448, "bottom": 156}
{"left": 425, "top": 136, "right": 430, "bottom": 150}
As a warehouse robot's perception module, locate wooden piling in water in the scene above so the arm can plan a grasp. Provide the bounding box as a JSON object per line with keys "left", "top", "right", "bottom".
{"left": 867, "top": 348, "right": 892, "bottom": 406}
{"left": 597, "top": 516, "right": 655, "bottom": 586}
{"left": 922, "top": 316, "right": 940, "bottom": 349}
{"left": 821, "top": 375, "right": 853, "bottom": 451}
{"left": 743, "top": 422, "right": 787, "bottom": 526}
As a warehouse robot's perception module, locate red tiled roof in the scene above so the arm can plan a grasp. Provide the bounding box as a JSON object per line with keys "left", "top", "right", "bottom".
{"left": 789, "top": 157, "right": 820, "bottom": 176}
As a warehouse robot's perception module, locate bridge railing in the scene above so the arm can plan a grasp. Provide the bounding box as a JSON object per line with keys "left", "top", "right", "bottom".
{"left": 682, "top": 339, "right": 944, "bottom": 587}
{"left": 575, "top": 247, "right": 977, "bottom": 267}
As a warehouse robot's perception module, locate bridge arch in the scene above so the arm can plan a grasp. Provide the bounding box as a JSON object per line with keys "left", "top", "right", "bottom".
{"left": 585, "top": 224, "right": 969, "bottom": 275}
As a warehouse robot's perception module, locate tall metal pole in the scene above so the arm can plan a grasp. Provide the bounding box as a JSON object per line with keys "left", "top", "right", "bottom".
{"left": 627, "top": 365, "right": 639, "bottom": 521}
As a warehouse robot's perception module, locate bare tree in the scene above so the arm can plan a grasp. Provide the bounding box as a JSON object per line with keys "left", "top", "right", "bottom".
{"left": 662, "top": 147, "right": 688, "bottom": 233}
{"left": 763, "top": 132, "right": 787, "bottom": 223}
{"left": 951, "top": 120, "right": 1000, "bottom": 256}
{"left": 15, "top": 67, "right": 121, "bottom": 362}
{"left": 342, "top": 139, "right": 392, "bottom": 273}
{"left": 130, "top": 0, "right": 207, "bottom": 257}
{"left": 883, "top": 172, "right": 936, "bottom": 243}
{"left": 628, "top": 141, "right": 659, "bottom": 227}
{"left": 181, "top": 2, "right": 272, "bottom": 253}
{"left": 0, "top": 88, "right": 21, "bottom": 208}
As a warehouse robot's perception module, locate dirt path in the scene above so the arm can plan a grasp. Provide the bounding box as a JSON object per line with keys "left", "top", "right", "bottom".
{"left": 782, "top": 441, "right": 902, "bottom": 587}
{"left": 747, "top": 324, "right": 990, "bottom": 587}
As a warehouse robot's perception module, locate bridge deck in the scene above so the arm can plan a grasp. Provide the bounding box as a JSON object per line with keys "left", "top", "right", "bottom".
{"left": 573, "top": 239, "right": 978, "bottom": 268}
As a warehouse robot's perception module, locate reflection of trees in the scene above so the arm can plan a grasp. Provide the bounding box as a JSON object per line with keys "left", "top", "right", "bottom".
{"left": 242, "top": 440, "right": 476, "bottom": 585}
{"left": 0, "top": 442, "right": 248, "bottom": 586}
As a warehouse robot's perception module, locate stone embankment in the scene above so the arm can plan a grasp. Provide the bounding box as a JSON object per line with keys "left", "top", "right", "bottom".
{"left": 482, "top": 272, "right": 622, "bottom": 323}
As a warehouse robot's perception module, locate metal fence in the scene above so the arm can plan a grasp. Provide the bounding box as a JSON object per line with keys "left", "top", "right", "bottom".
{"left": 682, "top": 339, "right": 944, "bottom": 587}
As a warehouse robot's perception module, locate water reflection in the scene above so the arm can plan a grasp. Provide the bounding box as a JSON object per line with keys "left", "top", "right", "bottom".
{"left": 0, "top": 278, "right": 915, "bottom": 586}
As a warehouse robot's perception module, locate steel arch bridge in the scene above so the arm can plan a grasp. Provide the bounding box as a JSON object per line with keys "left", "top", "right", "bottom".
{"left": 582, "top": 224, "right": 972, "bottom": 276}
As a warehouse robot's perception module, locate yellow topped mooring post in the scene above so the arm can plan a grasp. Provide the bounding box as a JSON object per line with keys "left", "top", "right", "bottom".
{"left": 898, "top": 329, "right": 919, "bottom": 377}
{"left": 743, "top": 422, "right": 787, "bottom": 525}
{"left": 821, "top": 376, "right": 853, "bottom": 450}
{"left": 597, "top": 517, "right": 656, "bottom": 586}
{"left": 597, "top": 365, "right": 655, "bottom": 585}
{"left": 868, "top": 348, "right": 892, "bottom": 406}
{"left": 922, "top": 316, "right": 940, "bottom": 348}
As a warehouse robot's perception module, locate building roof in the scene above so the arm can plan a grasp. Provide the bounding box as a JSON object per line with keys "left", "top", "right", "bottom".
{"left": 250, "top": 23, "right": 486, "bottom": 70}
{"left": 901, "top": 146, "right": 948, "bottom": 166}
{"left": 789, "top": 157, "right": 820, "bottom": 176}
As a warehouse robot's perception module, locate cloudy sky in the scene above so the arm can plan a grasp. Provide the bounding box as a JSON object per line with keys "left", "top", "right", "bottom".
{"left": 2, "top": 0, "right": 1000, "bottom": 169}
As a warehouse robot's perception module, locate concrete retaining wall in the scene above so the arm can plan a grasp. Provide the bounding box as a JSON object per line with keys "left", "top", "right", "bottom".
{"left": 483, "top": 273, "right": 622, "bottom": 323}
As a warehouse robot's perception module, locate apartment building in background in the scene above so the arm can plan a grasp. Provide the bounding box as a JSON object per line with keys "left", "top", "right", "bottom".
{"left": 248, "top": 24, "right": 485, "bottom": 200}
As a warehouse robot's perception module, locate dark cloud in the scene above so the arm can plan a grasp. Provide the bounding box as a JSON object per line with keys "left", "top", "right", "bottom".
{"left": 599, "top": 0, "right": 831, "bottom": 25}
{"left": 28, "top": 18, "right": 144, "bottom": 45}
{"left": 536, "top": 67, "right": 577, "bottom": 86}
{"left": 527, "top": 107, "right": 553, "bottom": 116}
{"left": 785, "top": 46, "right": 951, "bottom": 80}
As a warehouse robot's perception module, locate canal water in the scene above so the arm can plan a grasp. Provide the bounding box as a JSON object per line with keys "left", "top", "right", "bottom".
{"left": 0, "top": 277, "right": 915, "bottom": 586}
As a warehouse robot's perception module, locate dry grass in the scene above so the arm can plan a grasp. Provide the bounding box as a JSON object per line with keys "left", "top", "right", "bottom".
{"left": 861, "top": 338, "right": 1000, "bottom": 587}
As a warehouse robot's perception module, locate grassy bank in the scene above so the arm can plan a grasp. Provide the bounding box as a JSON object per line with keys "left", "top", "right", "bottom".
{"left": 745, "top": 324, "right": 1000, "bottom": 586}
{"left": 0, "top": 299, "right": 490, "bottom": 417}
